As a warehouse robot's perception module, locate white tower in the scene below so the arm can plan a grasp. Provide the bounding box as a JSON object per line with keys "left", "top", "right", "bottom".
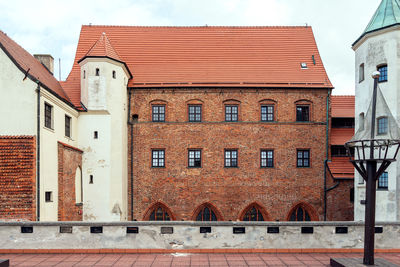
{"left": 353, "top": 0, "right": 400, "bottom": 221}
{"left": 78, "top": 33, "right": 131, "bottom": 221}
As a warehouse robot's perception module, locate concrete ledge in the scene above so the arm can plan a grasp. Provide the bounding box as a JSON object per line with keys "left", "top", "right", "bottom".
{"left": 1, "top": 248, "right": 400, "bottom": 254}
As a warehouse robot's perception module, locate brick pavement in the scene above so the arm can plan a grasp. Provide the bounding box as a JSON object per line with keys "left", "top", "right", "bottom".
{"left": 1, "top": 253, "right": 400, "bottom": 266}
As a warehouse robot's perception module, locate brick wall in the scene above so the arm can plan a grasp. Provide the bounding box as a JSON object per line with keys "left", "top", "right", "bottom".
{"left": 326, "top": 171, "right": 354, "bottom": 221}
{"left": 0, "top": 136, "right": 36, "bottom": 221}
{"left": 57, "top": 142, "right": 83, "bottom": 221}
{"left": 128, "top": 88, "right": 330, "bottom": 221}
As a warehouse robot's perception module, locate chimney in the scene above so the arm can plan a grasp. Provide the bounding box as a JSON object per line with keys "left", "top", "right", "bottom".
{"left": 34, "top": 54, "right": 54, "bottom": 75}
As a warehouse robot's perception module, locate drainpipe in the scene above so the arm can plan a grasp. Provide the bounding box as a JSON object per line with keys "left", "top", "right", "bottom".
{"left": 323, "top": 89, "right": 331, "bottom": 221}
{"left": 35, "top": 81, "right": 41, "bottom": 221}
{"left": 128, "top": 89, "right": 134, "bottom": 220}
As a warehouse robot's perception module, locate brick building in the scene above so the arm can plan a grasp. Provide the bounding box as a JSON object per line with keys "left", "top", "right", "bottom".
{"left": 1, "top": 25, "right": 357, "bottom": 222}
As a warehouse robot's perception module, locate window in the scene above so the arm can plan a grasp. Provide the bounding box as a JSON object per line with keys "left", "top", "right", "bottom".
{"left": 65, "top": 115, "right": 71, "bottom": 137}
{"left": 45, "top": 191, "right": 53, "bottom": 202}
{"left": 225, "top": 105, "right": 238, "bottom": 122}
{"left": 289, "top": 206, "right": 311, "bottom": 221}
{"left": 83, "top": 70, "right": 86, "bottom": 79}
{"left": 331, "top": 145, "right": 354, "bottom": 157}
{"left": 89, "top": 175, "right": 94, "bottom": 184}
{"left": 152, "top": 149, "right": 165, "bottom": 167}
{"left": 297, "top": 149, "right": 310, "bottom": 167}
{"left": 359, "top": 113, "right": 365, "bottom": 131}
{"left": 94, "top": 131, "right": 98, "bottom": 139}
{"left": 331, "top": 118, "right": 355, "bottom": 128}
{"left": 95, "top": 68, "right": 100, "bottom": 76}
{"left": 296, "top": 105, "right": 309, "bottom": 122}
{"left": 377, "top": 65, "right": 387, "bottom": 82}
{"left": 261, "top": 105, "right": 274, "bottom": 122}
{"left": 261, "top": 150, "right": 274, "bottom": 168}
{"left": 188, "top": 105, "right": 202, "bottom": 122}
{"left": 378, "top": 172, "right": 388, "bottom": 190}
{"left": 377, "top": 117, "right": 388, "bottom": 135}
{"left": 188, "top": 150, "right": 201, "bottom": 168}
{"left": 152, "top": 105, "right": 165, "bottom": 122}
{"left": 149, "top": 206, "right": 171, "bottom": 221}
{"left": 350, "top": 188, "right": 354, "bottom": 203}
{"left": 359, "top": 63, "right": 364, "bottom": 83}
{"left": 112, "top": 70, "right": 116, "bottom": 79}
{"left": 243, "top": 205, "right": 265, "bottom": 221}
{"left": 196, "top": 205, "right": 218, "bottom": 221}
{"left": 225, "top": 149, "right": 238, "bottom": 167}
{"left": 44, "top": 103, "right": 53, "bottom": 129}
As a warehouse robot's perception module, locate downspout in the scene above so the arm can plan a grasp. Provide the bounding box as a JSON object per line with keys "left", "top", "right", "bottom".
{"left": 128, "top": 89, "right": 134, "bottom": 220}
{"left": 323, "top": 89, "right": 331, "bottom": 221}
{"left": 35, "top": 81, "right": 41, "bottom": 221}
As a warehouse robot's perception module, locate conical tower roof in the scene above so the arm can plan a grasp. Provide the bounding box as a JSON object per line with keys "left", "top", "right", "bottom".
{"left": 80, "top": 32, "right": 122, "bottom": 62}
{"left": 354, "top": 0, "right": 400, "bottom": 46}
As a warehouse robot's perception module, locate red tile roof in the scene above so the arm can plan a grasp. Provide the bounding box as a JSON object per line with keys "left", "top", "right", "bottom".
{"left": 328, "top": 157, "right": 354, "bottom": 179}
{"left": 81, "top": 32, "right": 122, "bottom": 62}
{"left": 63, "top": 25, "right": 333, "bottom": 107}
{"left": 331, "top": 128, "right": 354, "bottom": 145}
{"left": 331, "top": 95, "right": 355, "bottom": 118}
{"left": 0, "top": 31, "right": 71, "bottom": 105}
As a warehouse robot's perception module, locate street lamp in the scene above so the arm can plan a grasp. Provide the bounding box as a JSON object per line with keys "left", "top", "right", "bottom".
{"left": 344, "top": 71, "right": 400, "bottom": 265}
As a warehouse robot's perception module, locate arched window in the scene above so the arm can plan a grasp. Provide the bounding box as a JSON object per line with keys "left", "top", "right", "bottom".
{"left": 287, "top": 203, "right": 317, "bottom": 221}
{"left": 196, "top": 205, "right": 217, "bottom": 221}
{"left": 75, "top": 167, "right": 82, "bottom": 203}
{"left": 144, "top": 203, "right": 174, "bottom": 221}
{"left": 95, "top": 68, "right": 100, "bottom": 76}
{"left": 240, "top": 203, "right": 269, "bottom": 221}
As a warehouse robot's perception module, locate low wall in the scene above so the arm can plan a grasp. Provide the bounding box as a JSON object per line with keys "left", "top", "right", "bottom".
{"left": 0, "top": 221, "right": 399, "bottom": 250}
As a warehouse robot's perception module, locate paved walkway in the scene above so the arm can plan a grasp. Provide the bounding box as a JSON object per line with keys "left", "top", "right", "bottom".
{"left": 1, "top": 253, "right": 400, "bottom": 266}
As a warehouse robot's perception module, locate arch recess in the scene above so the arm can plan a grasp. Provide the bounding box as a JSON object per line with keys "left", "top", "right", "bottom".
{"left": 143, "top": 202, "right": 175, "bottom": 221}
{"left": 191, "top": 202, "right": 224, "bottom": 221}
{"left": 286, "top": 202, "right": 319, "bottom": 221}
{"left": 239, "top": 202, "right": 270, "bottom": 221}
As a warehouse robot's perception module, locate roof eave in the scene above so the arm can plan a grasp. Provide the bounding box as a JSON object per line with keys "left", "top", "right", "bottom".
{"left": 77, "top": 55, "right": 133, "bottom": 79}
{"left": 352, "top": 23, "right": 400, "bottom": 48}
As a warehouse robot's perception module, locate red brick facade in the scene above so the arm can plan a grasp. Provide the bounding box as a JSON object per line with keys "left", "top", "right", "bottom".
{"left": 326, "top": 172, "right": 354, "bottom": 221}
{"left": 0, "top": 136, "right": 36, "bottom": 221}
{"left": 57, "top": 142, "right": 83, "bottom": 221}
{"left": 129, "top": 88, "right": 330, "bottom": 221}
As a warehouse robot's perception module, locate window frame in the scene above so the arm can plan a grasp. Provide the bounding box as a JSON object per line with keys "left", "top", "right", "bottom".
{"left": 151, "top": 149, "right": 165, "bottom": 168}
{"left": 188, "top": 149, "right": 202, "bottom": 168}
{"left": 260, "top": 149, "right": 274, "bottom": 168}
{"left": 188, "top": 104, "right": 202, "bottom": 122}
{"left": 261, "top": 105, "right": 274, "bottom": 122}
{"left": 152, "top": 104, "right": 166, "bottom": 122}
{"left": 377, "top": 116, "right": 388, "bottom": 135}
{"left": 297, "top": 149, "right": 310, "bottom": 168}
{"left": 296, "top": 105, "right": 310, "bottom": 122}
{"left": 225, "top": 105, "right": 238, "bottom": 122}
{"left": 378, "top": 172, "right": 388, "bottom": 190}
{"left": 44, "top": 102, "right": 53, "bottom": 129}
{"left": 224, "top": 149, "right": 238, "bottom": 168}
{"left": 65, "top": 115, "right": 71, "bottom": 138}
{"left": 377, "top": 64, "right": 387, "bottom": 83}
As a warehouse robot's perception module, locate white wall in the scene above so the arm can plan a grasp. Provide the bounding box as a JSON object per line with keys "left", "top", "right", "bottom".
{"left": 79, "top": 58, "right": 128, "bottom": 221}
{"left": 353, "top": 27, "right": 400, "bottom": 221}
{"left": 0, "top": 48, "right": 36, "bottom": 135}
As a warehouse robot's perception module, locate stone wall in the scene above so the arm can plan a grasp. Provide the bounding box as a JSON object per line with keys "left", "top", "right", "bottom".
{"left": 0, "top": 221, "right": 398, "bottom": 249}
{"left": 0, "top": 136, "right": 36, "bottom": 221}
{"left": 57, "top": 142, "right": 83, "bottom": 221}
{"left": 129, "top": 88, "right": 330, "bottom": 221}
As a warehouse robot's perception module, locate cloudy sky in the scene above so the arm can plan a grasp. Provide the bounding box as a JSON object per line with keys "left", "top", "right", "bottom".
{"left": 0, "top": 0, "right": 381, "bottom": 95}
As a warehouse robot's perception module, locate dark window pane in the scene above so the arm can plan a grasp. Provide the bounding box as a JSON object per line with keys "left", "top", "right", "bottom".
{"left": 296, "top": 106, "right": 309, "bottom": 122}
{"left": 150, "top": 210, "right": 155, "bottom": 220}
{"left": 297, "top": 207, "right": 304, "bottom": 221}
{"left": 211, "top": 210, "right": 217, "bottom": 221}
{"left": 305, "top": 211, "right": 311, "bottom": 221}
{"left": 204, "top": 207, "right": 210, "bottom": 221}
{"left": 378, "top": 65, "right": 387, "bottom": 82}
{"left": 196, "top": 211, "right": 203, "bottom": 221}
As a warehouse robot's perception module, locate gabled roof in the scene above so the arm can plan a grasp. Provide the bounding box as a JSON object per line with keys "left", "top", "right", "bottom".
{"left": 354, "top": 0, "right": 400, "bottom": 46}
{"left": 327, "top": 157, "right": 354, "bottom": 179}
{"left": 79, "top": 32, "right": 122, "bottom": 62}
{"left": 0, "top": 30, "right": 72, "bottom": 106}
{"left": 331, "top": 95, "right": 355, "bottom": 118}
{"left": 63, "top": 25, "right": 333, "bottom": 107}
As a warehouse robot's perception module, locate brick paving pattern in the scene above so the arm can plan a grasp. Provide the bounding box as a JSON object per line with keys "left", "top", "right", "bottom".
{"left": 1, "top": 253, "right": 399, "bottom": 266}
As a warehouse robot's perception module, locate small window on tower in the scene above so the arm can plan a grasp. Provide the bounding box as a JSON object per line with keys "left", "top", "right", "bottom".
{"left": 83, "top": 70, "right": 86, "bottom": 79}
{"left": 45, "top": 191, "right": 53, "bottom": 202}
{"left": 359, "top": 63, "right": 364, "bottom": 83}
{"left": 89, "top": 175, "right": 94, "bottom": 184}
{"left": 112, "top": 70, "right": 116, "bottom": 79}
{"left": 94, "top": 131, "right": 98, "bottom": 139}
{"left": 95, "top": 68, "right": 100, "bottom": 76}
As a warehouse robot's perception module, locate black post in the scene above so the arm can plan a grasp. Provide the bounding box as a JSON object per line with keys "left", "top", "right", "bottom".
{"left": 363, "top": 160, "right": 377, "bottom": 265}
{"left": 363, "top": 74, "right": 379, "bottom": 265}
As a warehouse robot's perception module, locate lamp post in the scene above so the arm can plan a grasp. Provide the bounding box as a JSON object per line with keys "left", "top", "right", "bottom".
{"left": 344, "top": 71, "right": 400, "bottom": 265}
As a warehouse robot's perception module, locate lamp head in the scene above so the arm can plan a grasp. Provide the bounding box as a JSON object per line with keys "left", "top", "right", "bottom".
{"left": 372, "top": 71, "right": 380, "bottom": 79}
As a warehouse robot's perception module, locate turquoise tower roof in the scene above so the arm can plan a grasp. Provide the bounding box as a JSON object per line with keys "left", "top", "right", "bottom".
{"left": 354, "top": 0, "right": 400, "bottom": 45}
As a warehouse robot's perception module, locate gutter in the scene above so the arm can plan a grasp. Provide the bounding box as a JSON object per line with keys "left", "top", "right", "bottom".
{"left": 128, "top": 89, "right": 134, "bottom": 221}
{"left": 323, "top": 89, "right": 331, "bottom": 221}
{"left": 35, "top": 81, "right": 41, "bottom": 221}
